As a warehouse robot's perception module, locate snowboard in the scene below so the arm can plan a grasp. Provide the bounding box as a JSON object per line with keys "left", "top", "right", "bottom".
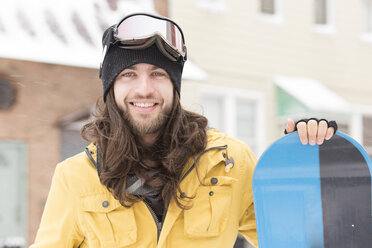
{"left": 252, "top": 132, "right": 372, "bottom": 248}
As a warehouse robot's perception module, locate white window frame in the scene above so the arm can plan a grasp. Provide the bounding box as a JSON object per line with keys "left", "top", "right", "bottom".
{"left": 313, "top": 0, "right": 335, "bottom": 34}
{"left": 258, "top": 0, "right": 283, "bottom": 25}
{"left": 350, "top": 105, "right": 372, "bottom": 151}
{"left": 196, "top": 0, "right": 226, "bottom": 13}
{"left": 360, "top": 0, "right": 372, "bottom": 42}
{"left": 199, "top": 85, "right": 266, "bottom": 156}
{"left": 362, "top": 115, "right": 372, "bottom": 157}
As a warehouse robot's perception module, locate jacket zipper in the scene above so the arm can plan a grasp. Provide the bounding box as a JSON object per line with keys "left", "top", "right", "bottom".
{"left": 87, "top": 145, "right": 228, "bottom": 243}
{"left": 143, "top": 145, "right": 228, "bottom": 243}
{"left": 142, "top": 199, "right": 162, "bottom": 242}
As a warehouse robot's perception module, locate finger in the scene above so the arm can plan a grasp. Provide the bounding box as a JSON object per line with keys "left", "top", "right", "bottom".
{"left": 325, "top": 127, "right": 335, "bottom": 140}
{"left": 307, "top": 119, "right": 318, "bottom": 146}
{"left": 317, "top": 120, "right": 328, "bottom": 145}
{"left": 296, "top": 121, "right": 308, "bottom": 145}
{"left": 286, "top": 118, "right": 296, "bottom": 134}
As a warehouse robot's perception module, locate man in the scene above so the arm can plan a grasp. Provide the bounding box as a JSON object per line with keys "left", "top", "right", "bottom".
{"left": 31, "top": 13, "right": 336, "bottom": 247}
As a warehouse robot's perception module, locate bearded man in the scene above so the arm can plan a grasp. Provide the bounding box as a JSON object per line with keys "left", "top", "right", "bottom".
{"left": 31, "top": 13, "right": 336, "bottom": 248}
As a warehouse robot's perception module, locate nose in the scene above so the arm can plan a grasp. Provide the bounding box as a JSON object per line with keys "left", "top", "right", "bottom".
{"left": 134, "top": 74, "right": 155, "bottom": 96}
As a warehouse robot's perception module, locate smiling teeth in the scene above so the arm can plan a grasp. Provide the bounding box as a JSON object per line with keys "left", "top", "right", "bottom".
{"left": 133, "top": 103, "right": 155, "bottom": 107}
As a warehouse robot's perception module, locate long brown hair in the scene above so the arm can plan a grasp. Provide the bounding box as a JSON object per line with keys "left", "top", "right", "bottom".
{"left": 81, "top": 89, "right": 208, "bottom": 208}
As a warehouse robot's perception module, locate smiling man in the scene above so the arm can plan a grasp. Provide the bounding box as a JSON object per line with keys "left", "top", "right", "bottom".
{"left": 31, "top": 13, "right": 336, "bottom": 248}
{"left": 114, "top": 63, "right": 174, "bottom": 145}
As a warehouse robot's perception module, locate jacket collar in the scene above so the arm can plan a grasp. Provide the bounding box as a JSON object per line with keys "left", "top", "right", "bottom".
{"left": 85, "top": 143, "right": 101, "bottom": 175}
{"left": 179, "top": 129, "right": 231, "bottom": 178}
{"left": 85, "top": 129, "right": 230, "bottom": 179}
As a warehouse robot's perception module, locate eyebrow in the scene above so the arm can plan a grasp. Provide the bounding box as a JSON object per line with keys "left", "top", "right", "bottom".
{"left": 125, "top": 65, "right": 161, "bottom": 70}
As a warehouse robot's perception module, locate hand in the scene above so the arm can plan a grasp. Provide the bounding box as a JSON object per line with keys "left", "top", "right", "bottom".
{"left": 285, "top": 118, "right": 335, "bottom": 145}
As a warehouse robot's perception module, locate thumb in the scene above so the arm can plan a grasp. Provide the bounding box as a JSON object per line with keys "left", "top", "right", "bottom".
{"left": 286, "top": 118, "right": 296, "bottom": 134}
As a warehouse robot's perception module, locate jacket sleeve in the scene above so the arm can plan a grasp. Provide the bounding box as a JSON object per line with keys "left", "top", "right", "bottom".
{"left": 238, "top": 146, "right": 258, "bottom": 247}
{"left": 30, "top": 163, "right": 84, "bottom": 248}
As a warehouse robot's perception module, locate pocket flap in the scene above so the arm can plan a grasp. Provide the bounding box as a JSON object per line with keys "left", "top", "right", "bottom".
{"left": 203, "top": 176, "right": 238, "bottom": 186}
{"left": 81, "top": 193, "right": 122, "bottom": 213}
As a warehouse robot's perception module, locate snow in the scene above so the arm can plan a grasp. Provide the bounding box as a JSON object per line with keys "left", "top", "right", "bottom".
{"left": 274, "top": 75, "right": 351, "bottom": 113}
{"left": 183, "top": 59, "right": 208, "bottom": 81}
{"left": 0, "top": 0, "right": 207, "bottom": 80}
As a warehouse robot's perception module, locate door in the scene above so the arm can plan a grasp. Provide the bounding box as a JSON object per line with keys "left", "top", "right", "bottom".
{"left": 0, "top": 141, "right": 27, "bottom": 245}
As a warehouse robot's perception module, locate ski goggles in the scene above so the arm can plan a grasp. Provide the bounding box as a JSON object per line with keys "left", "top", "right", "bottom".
{"left": 102, "top": 13, "right": 187, "bottom": 64}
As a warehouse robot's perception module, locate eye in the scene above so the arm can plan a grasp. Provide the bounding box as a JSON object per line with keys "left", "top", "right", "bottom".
{"left": 121, "top": 72, "right": 134, "bottom": 77}
{"left": 152, "top": 71, "right": 167, "bottom": 77}
{"left": 153, "top": 72, "right": 164, "bottom": 76}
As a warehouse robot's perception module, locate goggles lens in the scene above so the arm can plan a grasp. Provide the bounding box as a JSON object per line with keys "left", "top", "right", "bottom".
{"left": 114, "top": 14, "right": 186, "bottom": 61}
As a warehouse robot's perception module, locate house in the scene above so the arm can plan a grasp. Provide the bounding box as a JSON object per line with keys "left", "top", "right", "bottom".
{"left": 0, "top": 0, "right": 207, "bottom": 245}
{"left": 169, "top": 2, "right": 372, "bottom": 246}
{"left": 2, "top": 0, "right": 372, "bottom": 246}
{"left": 171, "top": 0, "right": 372, "bottom": 158}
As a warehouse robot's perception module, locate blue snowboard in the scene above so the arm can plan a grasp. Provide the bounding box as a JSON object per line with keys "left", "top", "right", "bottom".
{"left": 252, "top": 132, "right": 372, "bottom": 248}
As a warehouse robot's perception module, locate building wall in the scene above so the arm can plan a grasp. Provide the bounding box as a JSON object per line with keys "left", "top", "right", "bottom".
{"left": 154, "top": 0, "right": 169, "bottom": 16}
{"left": 170, "top": 2, "right": 372, "bottom": 246}
{"left": 171, "top": 0, "right": 372, "bottom": 145}
{"left": 0, "top": 58, "right": 101, "bottom": 243}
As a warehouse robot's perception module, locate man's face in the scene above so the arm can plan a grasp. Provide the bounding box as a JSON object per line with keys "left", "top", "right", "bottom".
{"left": 113, "top": 63, "right": 174, "bottom": 135}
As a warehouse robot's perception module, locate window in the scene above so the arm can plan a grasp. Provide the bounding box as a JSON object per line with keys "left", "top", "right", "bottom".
{"left": 314, "top": 0, "right": 334, "bottom": 33}
{"left": 363, "top": 115, "right": 372, "bottom": 159}
{"left": 258, "top": 0, "right": 282, "bottom": 24}
{"left": 337, "top": 123, "right": 350, "bottom": 134}
{"left": 361, "top": 0, "right": 372, "bottom": 41}
{"left": 349, "top": 110, "right": 372, "bottom": 160}
{"left": 196, "top": 0, "right": 226, "bottom": 13}
{"left": 200, "top": 86, "right": 265, "bottom": 156}
{"left": 314, "top": 0, "right": 328, "bottom": 25}
{"left": 236, "top": 99, "right": 258, "bottom": 153}
{"left": 260, "top": 0, "right": 275, "bottom": 15}
{"left": 201, "top": 95, "right": 225, "bottom": 131}
{"left": 58, "top": 107, "right": 92, "bottom": 161}
{"left": 61, "top": 128, "right": 89, "bottom": 161}
{"left": 0, "top": 79, "right": 15, "bottom": 109}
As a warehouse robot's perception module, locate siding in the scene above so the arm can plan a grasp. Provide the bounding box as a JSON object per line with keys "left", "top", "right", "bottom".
{"left": 172, "top": 0, "right": 372, "bottom": 144}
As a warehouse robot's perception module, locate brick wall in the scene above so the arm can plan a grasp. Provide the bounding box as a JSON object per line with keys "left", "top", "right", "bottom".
{"left": 0, "top": 58, "right": 101, "bottom": 244}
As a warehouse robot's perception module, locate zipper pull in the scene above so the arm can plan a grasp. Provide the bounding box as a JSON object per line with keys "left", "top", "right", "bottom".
{"left": 222, "top": 152, "right": 234, "bottom": 172}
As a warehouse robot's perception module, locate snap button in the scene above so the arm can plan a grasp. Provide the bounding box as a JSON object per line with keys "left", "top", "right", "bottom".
{"left": 211, "top": 177, "right": 218, "bottom": 185}
{"left": 90, "top": 151, "right": 94, "bottom": 154}
{"left": 102, "top": 200, "right": 109, "bottom": 208}
{"left": 209, "top": 191, "right": 214, "bottom": 196}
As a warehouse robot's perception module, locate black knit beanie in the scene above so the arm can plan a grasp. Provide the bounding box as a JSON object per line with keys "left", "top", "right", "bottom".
{"left": 100, "top": 26, "right": 185, "bottom": 102}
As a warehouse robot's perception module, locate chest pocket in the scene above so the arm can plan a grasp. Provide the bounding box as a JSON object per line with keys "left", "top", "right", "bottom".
{"left": 184, "top": 176, "right": 237, "bottom": 237}
{"left": 80, "top": 193, "right": 137, "bottom": 248}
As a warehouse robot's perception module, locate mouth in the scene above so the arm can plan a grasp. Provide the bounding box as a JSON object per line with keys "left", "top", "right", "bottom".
{"left": 128, "top": 101, "right": 160, "bottom": 113}
{"left": 130, "top": 102, "right": 158, "bottom": 108}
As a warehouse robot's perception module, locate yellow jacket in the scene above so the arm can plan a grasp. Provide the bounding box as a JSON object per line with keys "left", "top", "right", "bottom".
{"left": 31, "top": 129, "right": 258, "bottom": 247}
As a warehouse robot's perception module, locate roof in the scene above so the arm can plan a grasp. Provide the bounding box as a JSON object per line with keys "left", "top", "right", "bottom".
{"left": 0, "top": 0, "right": 206, "bottom": 80}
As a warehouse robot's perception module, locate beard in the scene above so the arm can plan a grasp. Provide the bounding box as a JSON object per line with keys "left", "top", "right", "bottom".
{"left": 122, "top": 104, "right": 172, "bottom": 136}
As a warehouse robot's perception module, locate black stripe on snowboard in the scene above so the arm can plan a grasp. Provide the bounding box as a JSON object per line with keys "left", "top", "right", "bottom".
{"left": 319, "top": 135, "right": 372, "bottom": 247}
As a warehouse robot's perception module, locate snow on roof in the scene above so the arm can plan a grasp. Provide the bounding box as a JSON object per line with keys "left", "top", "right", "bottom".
{"left": 274, "top": 75, "right": 351, "bottom": 113}
{"left": 0, "top": 0, "right": 207, "bottom": 80}
{"left": 183, "top": 59, "right": 208, "bottom": 81}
